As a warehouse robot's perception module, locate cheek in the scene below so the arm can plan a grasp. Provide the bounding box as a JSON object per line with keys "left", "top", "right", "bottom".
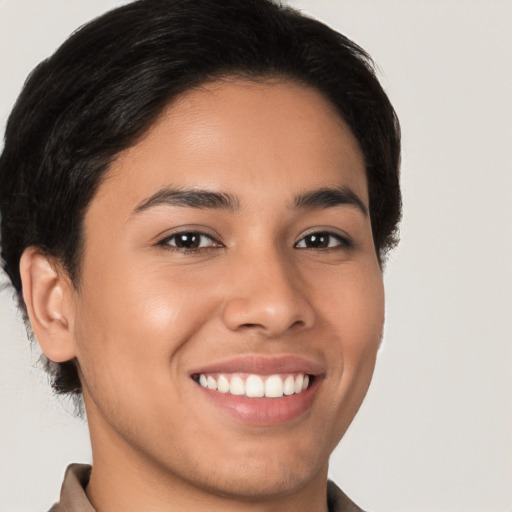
{"left": 317, "top": 261, "right": 384, "bottom": 346}
{"left": 343, "top": 268, "right": 384, "bottom": 384}
{"left": 72, "top": 259, "right": 220, "bottom": 388}
{"left": 318, "top": 261, "right": 384, "bottom": 398}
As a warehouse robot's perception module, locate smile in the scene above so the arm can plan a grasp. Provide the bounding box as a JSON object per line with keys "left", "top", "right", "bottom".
{"left": 189, "top": 355, "right": 323, "bottom": 424}
{"left": 195, "top": 372, "right": 311, "bottom": 398}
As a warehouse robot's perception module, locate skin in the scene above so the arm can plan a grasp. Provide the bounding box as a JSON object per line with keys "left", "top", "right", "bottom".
{"left": 22, "top": 80, "right": 384, "bottom": 512}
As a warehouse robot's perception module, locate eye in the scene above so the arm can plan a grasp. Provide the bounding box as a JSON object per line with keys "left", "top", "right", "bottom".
{"left": 159, "top": 231, "right": 222, "bottom": 251}
{"left": 295, "top": 231, "right": 350, "bottom": 250}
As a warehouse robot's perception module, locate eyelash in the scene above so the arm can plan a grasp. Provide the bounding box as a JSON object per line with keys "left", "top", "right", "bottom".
{"left": 294, "top": 231, "right": 352, "bottom": 251}
{"left": 158, "top": 232, "right": 222, "bottom": 253}
{"left": 158, "top": 230, "right": 352, "bottom": 253}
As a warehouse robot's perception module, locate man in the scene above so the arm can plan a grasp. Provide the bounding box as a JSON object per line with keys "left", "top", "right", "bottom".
{"left": 0, "top": 1, "right": 400, "bottom": 510}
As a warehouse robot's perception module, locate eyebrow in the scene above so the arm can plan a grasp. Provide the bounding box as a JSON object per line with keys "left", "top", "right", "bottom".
{"left": 133, "top": 187, "right": 240, "bottom": 214}
{"left": 132, "top": 185, "right": 367, "bottom": 217}
{"left": 294, "top": 186, "right": 368, "bottom": 216}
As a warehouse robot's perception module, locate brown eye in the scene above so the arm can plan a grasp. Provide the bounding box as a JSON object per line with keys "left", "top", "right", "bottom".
{"left": 161, "top": 232, "right": 220, "bottom": 250}
{"left": 173, "top": 233, "right": 201, "bottom": 248}
{"left": 295, "top": 231, "right": 350, "bottom": 249}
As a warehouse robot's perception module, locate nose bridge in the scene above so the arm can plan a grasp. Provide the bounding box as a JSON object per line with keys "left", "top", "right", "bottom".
{"left": 221, "top": 244, "right": 314, "bottom": 336}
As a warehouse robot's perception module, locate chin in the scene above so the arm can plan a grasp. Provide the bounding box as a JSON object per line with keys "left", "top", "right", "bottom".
{"left": 178, "top": 439, "right": 330, "bottom": 501}
{"left": 198, "top": 463, "right": 325, "bottom": 501}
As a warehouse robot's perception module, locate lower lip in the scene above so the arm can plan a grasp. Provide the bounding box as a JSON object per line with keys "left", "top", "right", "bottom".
{"left": 196, "top": 378, "right": 320, "bottom": 425}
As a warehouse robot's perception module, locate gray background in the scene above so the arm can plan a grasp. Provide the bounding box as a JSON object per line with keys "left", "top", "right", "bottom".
{"left": 1, "top": 1, "right": 511, "bottom": 511}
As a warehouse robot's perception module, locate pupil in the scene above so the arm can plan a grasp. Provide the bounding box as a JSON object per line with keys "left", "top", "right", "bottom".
{"left": 175, "top": 233, "right": 199, "bottom": 248}
{"left": 307, "top": 233, "right": 328, "bottom": 248}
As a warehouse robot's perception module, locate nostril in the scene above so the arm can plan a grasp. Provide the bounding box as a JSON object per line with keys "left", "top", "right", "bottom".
{"left": 240, "top": 323, "right": 260, "bottom": 329}
{"left": 222, "top": 293, "right": 315, "bottom": 336}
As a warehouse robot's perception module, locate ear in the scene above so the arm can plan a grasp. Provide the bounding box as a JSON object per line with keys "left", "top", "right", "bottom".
{"left": 19, "top": 247, "right": 77, "bottom": 363}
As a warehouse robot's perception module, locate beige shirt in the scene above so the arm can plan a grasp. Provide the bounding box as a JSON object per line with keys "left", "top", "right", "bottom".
{"left": 48, "top": 464, "right": 366, "bottom": 512}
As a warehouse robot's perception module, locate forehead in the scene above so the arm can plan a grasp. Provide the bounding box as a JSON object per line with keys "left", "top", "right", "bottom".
{"left": 92, "top": 79, "right": 367, "bottom": 215}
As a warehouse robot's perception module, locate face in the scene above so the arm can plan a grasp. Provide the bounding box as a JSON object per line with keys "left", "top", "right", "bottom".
{"left": 70, "top": 80, "right": 384, "bottom": 500}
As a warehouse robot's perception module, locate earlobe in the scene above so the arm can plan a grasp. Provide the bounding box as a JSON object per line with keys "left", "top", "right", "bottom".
{"left": 19, "top": 247, "right": 77, "bottom": 363}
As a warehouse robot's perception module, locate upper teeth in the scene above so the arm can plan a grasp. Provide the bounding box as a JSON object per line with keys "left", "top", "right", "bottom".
{"left": 197, "top": 373, "right": 310, "bottom": 398}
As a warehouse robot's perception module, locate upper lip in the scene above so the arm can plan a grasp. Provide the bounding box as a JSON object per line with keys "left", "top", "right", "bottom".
{"left": 189, "top": 355, "right": 325, "bottom": 377}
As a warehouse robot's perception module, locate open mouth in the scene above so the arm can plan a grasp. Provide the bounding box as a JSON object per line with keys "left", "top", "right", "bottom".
{"left": 189, "top": 356, "right": 323, "bottom": 424}
{"left": 192, "top": 372, "right": 313, "bottom": 398}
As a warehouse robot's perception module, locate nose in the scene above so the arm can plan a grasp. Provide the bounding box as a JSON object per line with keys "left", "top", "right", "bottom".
{"left": 221, "top": 249, "right": 315, "bottom": 337}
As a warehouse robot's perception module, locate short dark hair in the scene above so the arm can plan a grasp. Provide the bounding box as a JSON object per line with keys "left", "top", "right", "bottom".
{"left": 0, "top": 0, "right": 401, "bottom": 398}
